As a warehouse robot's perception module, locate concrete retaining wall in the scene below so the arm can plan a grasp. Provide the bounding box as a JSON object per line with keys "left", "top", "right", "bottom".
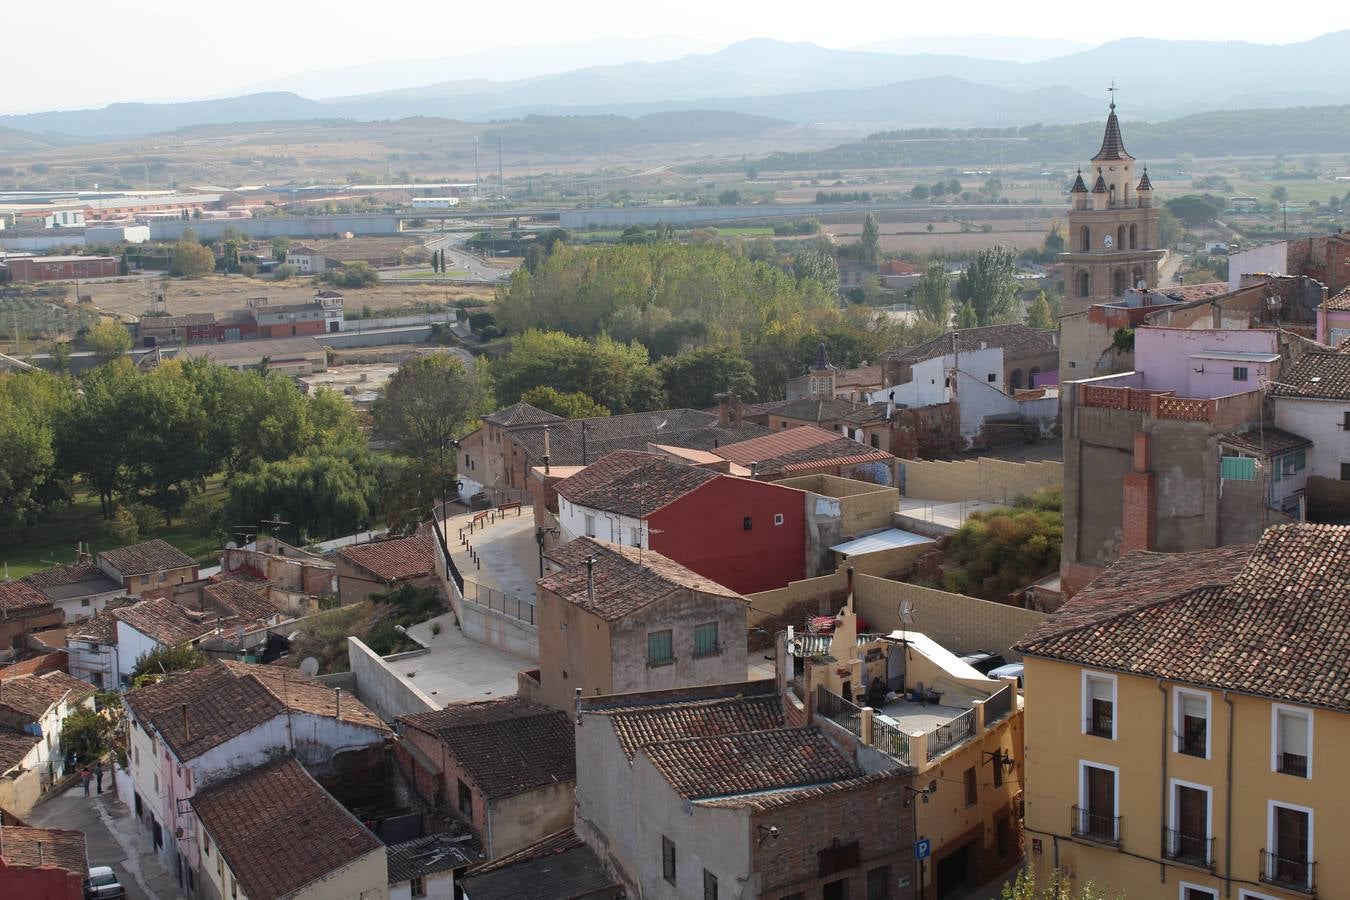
{"left": 459, "top": 600, "right": 539, "bottom": 660}
{"left": 345, "top": 636, "right": 437, "bottom": 722}
{"left": 901, "top": 457, "right": 1062, "bottom": 503}
{"left": 149, "top": 215, "right": 403, "bottom": 240}
{"left": 321, "top": 325, "right": 432, "bottom": 348}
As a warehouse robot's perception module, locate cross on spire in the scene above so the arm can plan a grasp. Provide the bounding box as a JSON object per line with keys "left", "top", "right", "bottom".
{"left": 1108, "top": 80, "right": 1117, "bottom": 111}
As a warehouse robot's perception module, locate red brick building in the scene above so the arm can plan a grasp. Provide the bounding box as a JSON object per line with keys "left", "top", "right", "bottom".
{"left": 5, "top": 256, "right": 118, "bottom": 282}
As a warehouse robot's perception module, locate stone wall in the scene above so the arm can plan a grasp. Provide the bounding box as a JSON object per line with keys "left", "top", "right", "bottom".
{"left": 901, "top": 457, "right": 1063, "bottom": 503}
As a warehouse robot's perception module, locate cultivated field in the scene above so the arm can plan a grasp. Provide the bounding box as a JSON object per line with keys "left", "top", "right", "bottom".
{"left": 825, "top": 217, "right": 1058, "bottom": 255}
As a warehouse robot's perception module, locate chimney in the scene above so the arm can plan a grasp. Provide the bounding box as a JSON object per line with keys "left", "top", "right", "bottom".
{"left": 542, "top": 425, "right": 551, "bottom": 475}
{"left": 181, "top": 703, "right": 190, "bottom": 742}
{"left": 749, "top": 461, "right": 759, "bottom": 479}
{"left": 585, "top": 556, "right": 596, "bottom": 602}
{"left": 717, "top": 392, "right": 741, "bottom": 427}
{"left": 846, "top": 566, "right": 855, "bottom": 613}
{"left": 335, "top": 687, "right": 342, "bottom": 718}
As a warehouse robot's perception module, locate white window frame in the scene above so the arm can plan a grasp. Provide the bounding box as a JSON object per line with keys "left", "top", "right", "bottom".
{"left": 1173, "top": 687, "right": 1212, "bottom": 759}
{"left": 1266, "top": 800, "right": 1314, "bottom": 883}
{"left": 1270, "top": 704, "right": 1313, "bottom": 778}
{"left": 1178, "top": 883, "right": 1218, "bottom": 900}
{"left": 773, "top": 513, "right": 785, "bottom": 526}
{"left": 583, "top": 512, "right": 596, "bottom": 539}
{"left": 1076, "top": 759, "right": 1120, "bottom": 821}
{"left": 1081, "top": 670, "right": 1118, "bottom": 739}
{"left": 1238, "top": 890, "right": 1279, "bottom": 900}
{"left": 1168, "top": 778, "right": 1213, "bottom": 855}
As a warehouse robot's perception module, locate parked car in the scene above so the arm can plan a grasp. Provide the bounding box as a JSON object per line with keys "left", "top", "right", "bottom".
{"left": 958, "top": 650, "right": 1007, "bottom": 675}
{"left": 988, "top": 661, "right": 1025, "bottom": 687}
{"left": 85, "top": 866, "right": 125, "bottom": 900}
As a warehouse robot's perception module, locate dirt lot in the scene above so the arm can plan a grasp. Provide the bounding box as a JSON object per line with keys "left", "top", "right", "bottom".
{"left": 826, "top": 218, "right": 1058, "bottom": 255}
{"left": 80, "top": 274, "right": 493, "bottom": 321}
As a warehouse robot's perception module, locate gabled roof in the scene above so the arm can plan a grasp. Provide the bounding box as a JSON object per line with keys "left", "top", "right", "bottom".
{"left": 386, "top": 833, "right": 478, "bottom": 884}
{"left": 599, "top": 693, "right": 785, "bottom": 760}
{"left": 505, "top": 408, "right": 771, "bottom": 468}
{"left": 400, "top": 697, "right": 575, "bottom": 800}
{"left": 768, "top": 396, "right": 860, "bottom": 423}
{"left": 0, "top": 672, "right": 95, "bottom": 722}
{"left": 98, "top": 539, "right": 196, "bottom": 576}
{"left": 0, "top": 581, "right": 53, "bottom": 615}
{"left": 483, "top": 401, "right": 563, "bottom": 428}
{"left": 113, "top": 597, "right": 215, "bottom": 646}
{"left": 1092, "top": 102, "right": 1134, "bottom": 161}
{"left": 191, "top": 757, "right": 383, "bottom": 900}
{"left": 460, "top": 829, "right": 619, "bottom": 900}
{"left": 1326, "top": 287, "right": 1350, "bottom": 311}
{"left": 1016, "top": 525, "right": 1350, "bottom": 710}
{"left": 542, "top": 537, "right": 742, "bottom": 621}
{"left": 0, "top": 729, "right": 41, "bottom": 774}
{"left": 1268, "top": 351, "right": 1350, "bottom": 401}
{"left": 1219, "top": 426, "right": 1311, "bottom": 458}
{"left": 124, "top": 660, "right": 386, "bottom": 762}
{"left": 882, "top": 323, "right": 1056, "bottom": 366}
{"left": 641, "top": 727, "right": 863, "bottom": 800}
{"left": 554, "top": 451, "right": 718, "bottom": 519}
{"left": 336, "top": 532, "right": 435, "bottom": 582}
{"left": 0, "top": 826, "right": 87, "bottom": 874}
{"left": 203, "top": 579, "right": 283, "bottom": 622}
{"left": 711, "top": 425, "right": 893, "bottom": 476}
{"left": 21, "top": 563, "right": 122, "bottom": 602}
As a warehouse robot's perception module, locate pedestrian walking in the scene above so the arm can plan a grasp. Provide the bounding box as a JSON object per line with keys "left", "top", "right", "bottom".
{"left": 94, "top": 761, "right": 104, "bottom": 794}
{"left": 80, "top": 767, "right": 92, "bottom": 796}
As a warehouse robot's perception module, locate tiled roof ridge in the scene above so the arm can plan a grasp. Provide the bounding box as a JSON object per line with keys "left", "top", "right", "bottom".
{"left": 1019, "top": 584, "right": 1221, "bottom": 652}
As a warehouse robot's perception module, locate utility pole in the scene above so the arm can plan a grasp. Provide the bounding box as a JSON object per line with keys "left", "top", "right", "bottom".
{"left": 473, "top": 137, "right": 480, "bottom": 201}
{"left": 498, "top": 135, "right": 504, "bottom": 202}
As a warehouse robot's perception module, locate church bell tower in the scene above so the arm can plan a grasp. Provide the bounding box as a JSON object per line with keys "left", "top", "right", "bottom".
{"left": 1062, "top": 91, "right": 1165, "bottom": 314}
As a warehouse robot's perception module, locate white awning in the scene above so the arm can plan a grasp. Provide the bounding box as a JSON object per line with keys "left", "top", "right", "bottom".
{"left": 830, "top": 528, "right": 934, "bottom": 556}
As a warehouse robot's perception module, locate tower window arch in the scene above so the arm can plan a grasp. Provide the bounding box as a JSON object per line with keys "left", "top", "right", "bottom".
{"left": 1129, "top": 224, "right": 1138, "bottom": 249}
{"left": 1080, "top": 227, "right": 1091, "bottom": 252}
{"left": 1117, "top": 226, "right": 1126, "bottom": 249}
{"left": 1077, "top": 271, "right": 1091, "bottom": 297}
{"left": 1132, "top": 267, "right": 1144, "bottom": 289}
{"left": 1112, "top": 269, "right": 1126, "bottom": 296}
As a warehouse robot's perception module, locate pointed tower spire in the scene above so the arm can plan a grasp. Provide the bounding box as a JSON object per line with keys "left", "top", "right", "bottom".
{"left": 1070, "top": 169, "right": 1088, "bottom": 193}
{"left": 1092, "top": 89, "right": 1134, "bottom": 162}
{"left": 1136, "top": 167, "right": 1154, "bottom": 192}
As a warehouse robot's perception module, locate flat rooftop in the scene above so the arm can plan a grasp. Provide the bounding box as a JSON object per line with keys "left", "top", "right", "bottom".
{"left": 396, "top": 612, "right": 532, "bottom": 704}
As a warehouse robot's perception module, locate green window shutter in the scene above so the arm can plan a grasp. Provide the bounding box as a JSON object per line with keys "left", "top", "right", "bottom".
{"left": 1220, "top": 456, "right": 1256, "bottom": 481}
{"left": 693, "top": 622, "right": 719, "bottom": 657}
{"left": 647, "top": 630, "right": 673, "bottom": 664}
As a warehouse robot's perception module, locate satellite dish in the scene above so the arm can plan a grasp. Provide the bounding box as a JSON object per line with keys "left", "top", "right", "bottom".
{"left": 225, "top": 541, "right": 237, "bottom": 550}
{"left": 298, "top": 657, "right": 320, "bottom": 677}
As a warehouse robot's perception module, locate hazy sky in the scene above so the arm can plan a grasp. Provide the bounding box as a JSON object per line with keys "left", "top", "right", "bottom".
{"left": 5, "top": 0, "right": 1346, "bottom": 113}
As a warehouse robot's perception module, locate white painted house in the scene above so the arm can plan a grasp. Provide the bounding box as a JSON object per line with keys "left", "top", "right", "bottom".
{"left": 0, "top": 672, "right": 96, "bottom": 787}
{"left": 111, "top": 597, "right": 216, "bottom": 688}
{"left": 22, "top": 562, "right": 124, "bottom": 622}
{"left": 1271, "top": 352, "right": 1350, "bottom": 509}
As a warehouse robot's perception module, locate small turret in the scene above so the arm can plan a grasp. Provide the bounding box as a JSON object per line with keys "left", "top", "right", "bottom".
{"left": 1136, "top": 168, "right": 1154, "bottom": 207}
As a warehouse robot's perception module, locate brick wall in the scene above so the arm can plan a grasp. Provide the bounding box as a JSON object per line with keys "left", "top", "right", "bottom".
{"left": 901, "top": 457, "right": 1062, "bottom": 503}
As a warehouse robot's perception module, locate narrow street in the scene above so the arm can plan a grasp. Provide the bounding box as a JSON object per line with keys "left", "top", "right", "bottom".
{"left": 29, "top": 781, "right": 180, "bottom": 900}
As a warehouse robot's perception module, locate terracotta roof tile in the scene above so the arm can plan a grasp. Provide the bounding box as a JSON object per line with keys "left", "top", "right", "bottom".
{"left": 336, "top": 532, "right": 435, "bottom": 582}
{"left": 600, "top": 694, "right": 785, "bottom": 759}
{"left": 0, "top": 826, "right": 87, "bottom": 874}
{"left": 1268, "top": 351, "right": 1350, "bottom": 401}
{"left": 191, "top": 757, "right": 383, "bottom": 900}
{"left": 882, "top": 323, "right": 1056, "bottom": 366}
{"left": 504, "top": 408, "right": 771, "bottom": 468}
{"left": 695, "top": 769, "right": 903, "bottom": 810}
{"left": 124, "top": 660, "right": 386, "bottom": 762}
{"left": 0, "top": 729, "right": 41, "bottom": 774}
{"left": 712, "top": 425, "right": 892, "bottom": 476}
{"left": 21, "top": 563, "right": 122, "bottom": 603}
{"left": 67, "top": 598, "right": 137, "bottom": 644}
{"left": 769, "top": 397, "right": 862, "bottom": 423}
{"left": 0, "top": 651, "right": 68, "bottom": 681}
{"left": 1092, "top": 104, "right": 1134, "bottom": 161}
{"left": 1016, "top": 524, "right": 1350, "bottom": 709}
{"left": 1325, "top": 287, "right": 1350, "bottom": 311}
{"left": 98, "top": 539, "right": 196, "bottom": 576}
{"left": 112, "top": 597, "right": 215, "bottom": 646}
{"left": 0, "top": 672, "right": 95, "bottom": 722}
{"left": 554, "top": 451, "right": 718, "bottom": 519}
{"left": 400, "top": 697, "right": 575, "bottom": 800}
{"left": 203, "top": 580, "right": 283, "bottom": 622}
{"left": 1219, "top": 426, "right": 1311, "bottom": 458}
{"left": 542, "top": 537, "right": 742, "bottom": 621}
{"left": 460, "top": 829, "right": 619, "bottom": 900}
{"left": 0, "top": 581, "right": 54, "bottom": 615}
{"left": 642, "top": 727, "right": 862, "bottom": 800}
{"left": 483, "top": 401, "right": 564, "bottom": 428}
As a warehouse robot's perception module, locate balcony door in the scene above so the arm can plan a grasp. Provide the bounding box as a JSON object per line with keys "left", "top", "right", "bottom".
{"left": 1085, "top": 765, "right": 1115, "bottom": 837}
{"left": 1274, "top": 805, "right": 1310, "bottom": 883}
{"left": 1176, "top": 785, "right": 1208, "bottom": 862}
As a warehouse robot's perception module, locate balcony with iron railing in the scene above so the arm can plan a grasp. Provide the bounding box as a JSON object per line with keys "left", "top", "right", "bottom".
{"left": 1071, "top": 805, "right": 1122, "bottom": 847}
{"left": 1162, "top": 828, "right": 1214, "bottom": 869}
{"left": 1261, "top": 849, "right": 1315, "bottom": 895}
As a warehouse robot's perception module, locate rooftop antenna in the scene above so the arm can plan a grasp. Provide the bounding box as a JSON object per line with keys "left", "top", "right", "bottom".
{"left": 898, "top": 600, "right": 915, "bottom": 649}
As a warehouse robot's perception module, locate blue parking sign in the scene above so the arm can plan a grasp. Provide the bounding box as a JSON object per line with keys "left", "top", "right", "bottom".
{"left": 914, "top": 838, "right": 931, "bottom": 860}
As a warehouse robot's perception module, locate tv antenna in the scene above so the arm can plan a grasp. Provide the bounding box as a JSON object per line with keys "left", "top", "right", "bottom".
{"left": 897, "top": 600, "right": 915, "bottom": 646}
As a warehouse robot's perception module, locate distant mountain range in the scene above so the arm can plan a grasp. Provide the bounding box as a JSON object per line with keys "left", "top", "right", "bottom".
{"left": 2, "top": 32, "right": 1348, "bottom": 142}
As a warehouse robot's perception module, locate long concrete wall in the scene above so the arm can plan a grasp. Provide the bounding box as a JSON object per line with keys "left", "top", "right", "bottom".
{"left": 346, "top": 636, "right": 437, "bottom": 722}
{"left": 149, "top": 215, "right": 403, "bottom": 240}
{"left": 558, "top": 201, "right": 1050, "bottom": 230}
{"left": 901, "top": 457, "right": 1063, "bottom": 503}
{"left": 459, "top": 599, "right": 539, "bottom": 660}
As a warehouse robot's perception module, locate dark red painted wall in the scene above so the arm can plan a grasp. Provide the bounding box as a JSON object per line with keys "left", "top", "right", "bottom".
{"left": 0, "top": 863, "right": 84, "bottom": 900}
{"left": 649, "top": 476, "right": 805, "bottom": 594}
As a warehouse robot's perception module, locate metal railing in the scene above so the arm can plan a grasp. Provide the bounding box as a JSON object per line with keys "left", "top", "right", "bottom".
{"left": 816, "top": 687, "right": 864, "bottom": 739}
{"left": 1071, "top": 805, "right": 1122, "bottom": 846}
{"left": 927, "top": 707, "right": 975, "bottom": 761}
{"left": 871, "top": 716, "right": 912, "bottom": 766}
{"left": 1261, "top": 850, "right": 1315, "bottom": 894}
{"left": 462, "top": 579, "right": 535, "bottom": 625}
{"left": 1162, "top": 827, "right": 1214, "bottom": 868}
{"left": 984, "top": 684, "right": 1014, "bottom": 725}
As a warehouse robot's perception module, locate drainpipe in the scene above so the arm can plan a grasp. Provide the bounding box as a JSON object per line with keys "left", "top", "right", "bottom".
{"left": 585, "top": 556, "right": 595, "bottom": 603}
{"left": 1223, "top": 691, "right": 1234, "bottom": 898}
{"left": 1157, "top": 677, "right": 1168, "bottom": 885}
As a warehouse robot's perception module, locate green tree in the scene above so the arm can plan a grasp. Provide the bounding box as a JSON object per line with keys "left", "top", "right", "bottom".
{"left": 59, "top": 360, "right": 135, "bottom": 518}
{"left": 132, "top": 643, "right": 209, "bottom": 682}
{"left": 273, "top": 263, "right": 297, "bottom": 281}
{"left": 490, "top": 330, "right": 664, "bottom": 414}
{"left": 121, "top": 362, "right": 213, "bottom": 525}
{"left": 50, "top": 341, "right": 73, "bottom": 375}
{"left": 184, "top": 492, "right": 223, "bottom": 542}
{"left": 372, "top": 354, "right": 488, "bottom": 465}
{"left": 1002, "top": 869, "right": 1122, "bottom": 899}
{"left": 1042, "top": 222, "right": 1066, "bottom": 257}
{"left": 226, "top": 447, "right": 380, "bottom": 545}
{"left": 914, "top": 261, "right": 952, "bottom": 327}
{"left": 956, "top": 246, "right": 1020, "bottom": 325}
{"left": 0, "top": 372, "right": 71, "bottom": 540}
{"left": 658, "top": 347, "right": 758, "bottom": 409}
{"left": 1165, "top": 194, "right": 1225, "bottom": 228}
{"left": 519, "top": 386, "right": 610, "bottom": 419}
{"left": 1027, "top": 291, "right": 1056, "bottom": 330}
{"left": 1271, "top": 185, "right": 1290, "bottom": 204}
{"left": 270, "top": 237, "right": 291, "bottom": 261}
{"left": 87, "top": 320, "right": 133, "bottom": 364}
{"left": 859, "top": 212, "right": 881, "bottom": 265}
{"left": 909, "top": 183, "right": 930, "bottom": 201}
{"left": 324, "top": 261, "right": 378, "bottom": 288}
{"left": 1156, "top": 207, "right": 1182, "bottom": 248}
{"left": 61, "top": 707, "right": 116, "bottom": 763}
{"left": 791, "top": 245, "right": 839, "bottom": 295}
{"left": 104, "top": 505, "right": 139, "bottom": 544}
{"left": 170, "top": 239, "right": 216, "bottom": 277}
{"left": 956, "top": 300, "right": 979, "bottom": 328}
